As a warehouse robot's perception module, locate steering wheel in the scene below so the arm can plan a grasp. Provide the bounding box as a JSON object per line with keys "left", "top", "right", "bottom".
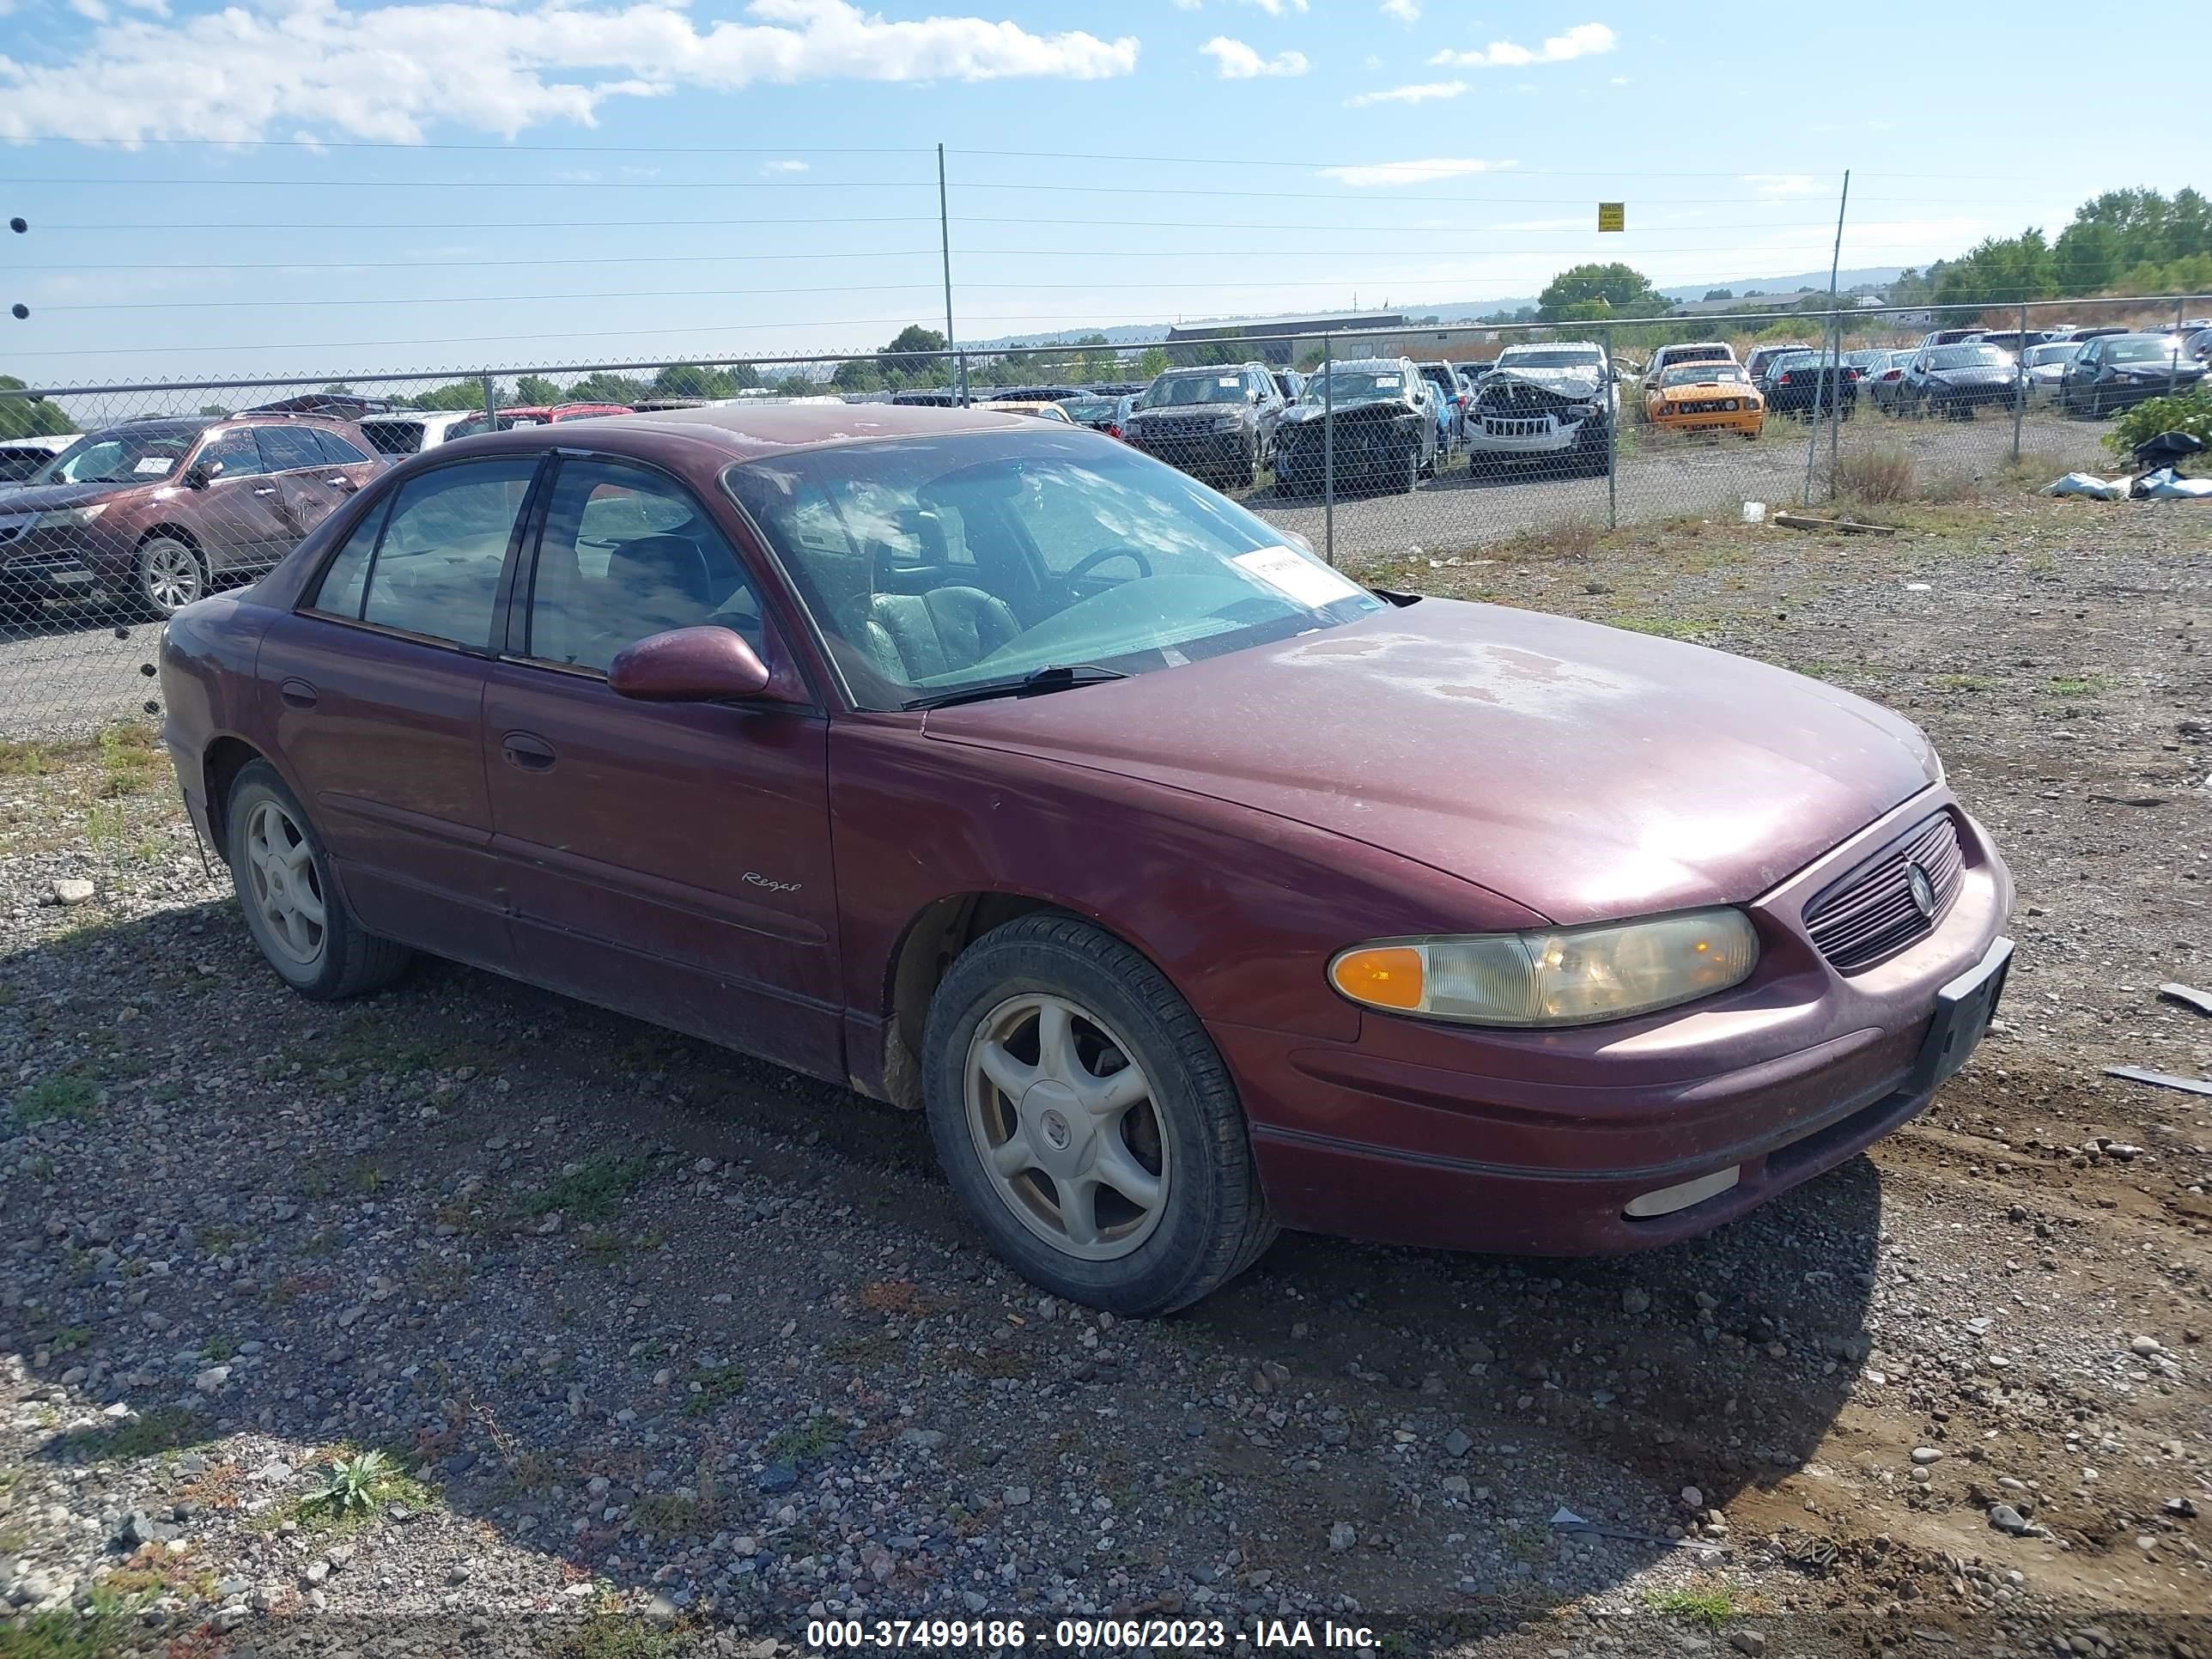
{"left": 1065, "top": 545, "right": 1154, "bottom": 582}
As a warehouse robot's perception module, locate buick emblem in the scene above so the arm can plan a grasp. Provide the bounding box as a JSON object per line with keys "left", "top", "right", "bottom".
{"left": 1905, "top": 862, "right": 1937, "bottom": 920}
{"left": 1040, "top": 1109, "right": 1072, "bottom": 1151}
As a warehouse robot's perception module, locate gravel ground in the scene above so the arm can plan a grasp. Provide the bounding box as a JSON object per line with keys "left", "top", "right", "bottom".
{"left": 1, "top": 489, "right": 2208, "bottom": 1659}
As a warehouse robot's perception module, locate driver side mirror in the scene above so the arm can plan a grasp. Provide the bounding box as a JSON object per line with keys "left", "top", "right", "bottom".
{"left": 609, "top": 626, "right": 772, "bottom": 703}
{"left": 183, "top": 461, "right": 219, "bottom": 489}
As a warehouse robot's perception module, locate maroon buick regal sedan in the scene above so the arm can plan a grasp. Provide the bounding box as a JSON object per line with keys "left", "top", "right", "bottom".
{"left": 158, "top": 404, "right": 2013, "bottom": 1314}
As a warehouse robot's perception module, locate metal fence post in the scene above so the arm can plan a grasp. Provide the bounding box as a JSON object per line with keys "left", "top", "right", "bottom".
{"left": 2173, "top": 298, "right": 2186, "bottom": 398}
{"left": 1601, "top": 325, "right": 1618, "bottom": 531}
{"left": 1322, "top": 335, "right": 1335, "bottom": 568}
{"left": 2012, "top": 300, "right": 2027, "bottom": 465}
{"left": 480, "top": 372, "right": 496, "bottom": 427}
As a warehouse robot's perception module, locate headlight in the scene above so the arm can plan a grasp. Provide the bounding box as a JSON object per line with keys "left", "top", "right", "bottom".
{"left": 28, "top": 504, "right": 109, "bottom": 530}
{"left": 1328, "top": 909, "right": 1759, "bottom": 1028}
{"left": 1723, "top": 398, "right": 1738, "bottom": 410}
{"left": 1211, "top": 415, "right": 1242, "bottom": 431}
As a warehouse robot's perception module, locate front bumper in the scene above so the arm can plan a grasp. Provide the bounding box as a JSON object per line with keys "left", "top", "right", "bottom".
{"left": 1467, "top": 416, "right": 1586, "bottom": 458}
{"left": 1127, "top": 428, "right": 1249, "bottom": 474}
{"left": 0, "top": 524, "right": 131, "bottom": 602}
{"left": 1650, "top": 405, "right": 1763, "bottom": 437}
{"left": 1223, "top": 788, "right": 2014, "bottom": 1255}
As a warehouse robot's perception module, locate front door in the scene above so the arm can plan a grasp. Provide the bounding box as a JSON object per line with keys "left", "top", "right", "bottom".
{"left": 482, "top": 453, "right": 842, "bottom": 1079}
{"left": 255, "top": 453, "right": 544, "bottom": 970}
{"left": 185, "top": 428, "right": 294, "bottom": 571}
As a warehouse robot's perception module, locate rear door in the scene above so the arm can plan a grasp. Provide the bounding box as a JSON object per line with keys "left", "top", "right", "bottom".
{"left": 481, "top": 453, "right": 842, "bottom": 1079}
{"left": 255, "top": 453, "right": 545, "bottom": 969}
{"left": 257, "top": 424, "right": 368, "bottom": 553}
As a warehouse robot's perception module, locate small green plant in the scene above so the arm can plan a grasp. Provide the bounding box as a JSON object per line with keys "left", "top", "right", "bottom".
{"left": 0, "top": 1585, "right": 153, "bottom": 1656}
{"left": 767, "top": 1413, "right": 846, "bottom": 1462}
{"left": 2105, "top": 383, "right": 2212, "bottom": 457}
{"left": 554, "top": 1599, "right": 691, "bottom": 1659}
{"left": 1644, "top": 1583, "right": 1745, "bottom": 1630}
{"left": 524, "top": 1154, "right": 648, "bottom": 1224}
{"left": 1933, "top": 672, "right": 1994, "bottom": 691}
{"left": 12, "top": 1074, "right": 100, "bottom": 1127}
{"left": 58, "top": 1407, "right": 212, "bottom": 1463}
{"left": 1834, "top": 444, "right": 1916, "bottom": 504}
{"left": 681, "top": 1364, "right": 746, "bottom": 1419}
{"left": 2047, "top": 672, "right": 2108, "bottom": 697}
{"left": 291, "top": 1448, "right": 437, "bottom": 1534}
{"left": 49, "top": 1326, "right": 91, "bottom": 1354}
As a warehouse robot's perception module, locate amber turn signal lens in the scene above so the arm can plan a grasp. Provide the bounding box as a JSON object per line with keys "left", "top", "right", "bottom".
{"left": 1329, "top": 945, "right": 1425, "bottom": 1010}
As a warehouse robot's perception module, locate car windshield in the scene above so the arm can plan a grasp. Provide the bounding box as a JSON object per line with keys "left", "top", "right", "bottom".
{"left": 33, "top": 427, "right": 198, "bottom": 485}
{"left": 726, "top": 431, "right": 1382, "bottom": 711}
{"left": 1768, "top": 353, "right": 1833, "bottom": 370}
{"left": 2026, "top": 343, "right": 2078, "bottom": 366}
{"left": 2107, "top": 337, "right": 2177, "bottom": 363}
{"left": 1659, "top": 363, "right": 1747, "bottom": 386}
{"left": 1301, "top": 369, "right": 1407, "bottom": 404}
{"left": 1146, "top": 374, "right": 1251, "bottom": 407}
{"left": 1928, "top": 345, "right": 2012, "bottom": 368}
{"left": 1498, "top": 348, "right": 1603, "bottom": 368}
{"left": 1059, "top": 398, "right": 1117, "bottom": 422}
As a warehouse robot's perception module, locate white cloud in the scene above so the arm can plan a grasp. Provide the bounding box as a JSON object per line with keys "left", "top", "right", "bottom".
{"left": 1175, "top": 0, "right": 1307, "bottom": 9}
{"left": 1344, "top": 79, "right": 1465, "bottom": 107}
{"left": 1431, "top": 21, "right": 1614, "bottom": 69}
{"left": 760, "top": 158, "right": 810, "bottom": 174}
{"left": 1200, "top": 36, "right": 1307, "bottom": 78}
{"left": 0, "top": 0, "right": 1143, "bottom": 143}
{"left": 1745, "top": 173, "right": 1820, "bottom": 197}
{"left": 1318, "top": 156, "right": 1513, "bottom": 187}
{"left": 1380, "top": 0, "right": 1419, "bottom": 19}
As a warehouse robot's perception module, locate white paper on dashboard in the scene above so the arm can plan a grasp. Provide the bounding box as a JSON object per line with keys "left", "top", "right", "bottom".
{"left": 1233, "top": 546, "right": 1364, "bottom": 611}
{"left": 133, "top": 457, "right": 174, "bottom": 475}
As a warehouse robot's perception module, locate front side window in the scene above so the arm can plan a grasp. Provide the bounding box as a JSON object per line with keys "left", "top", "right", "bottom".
{"left": 193, "top": 428, "right": 266, "bottom": 481}
{"left": 351, "top": 458, "right": 538, "bottom": 646}
{"left": 525, "top": 459, "right": 762, "bottom": 673}
{"left": 726, "top": 430, "right": 1381, "bottom": 710}
{"left": 253, "top": 426, "right": 326, "bottom": 474}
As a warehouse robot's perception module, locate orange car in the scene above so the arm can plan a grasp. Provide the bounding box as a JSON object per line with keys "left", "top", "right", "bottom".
{"left": 1644, "top": 362, "right": 1763, "bottom": 438}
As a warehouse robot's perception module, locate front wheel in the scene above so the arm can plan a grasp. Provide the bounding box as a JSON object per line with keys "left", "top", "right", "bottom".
{"left": 135, "top": 536, "right": 206, "bottom": 619}
{"left": 226, "top": 761, "right": 412, "bottom": 1000}
{"left": 923, "top": 915, "right": 1276, "bottom": 1315}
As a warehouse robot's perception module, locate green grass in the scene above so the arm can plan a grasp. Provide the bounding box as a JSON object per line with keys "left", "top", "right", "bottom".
{"left": 766, "top": 1414, "right": 846, "bottom": 1462}
{"left": 0, "top": 1587, "right": 153, "bottom": 1657}
{"left": 282, "top": 1447, "right": 440, "bottom": 1536}
{"left": 53, "top": 1407, "right": 213, "bottom": 1464}
{"left": 524, "top": 1154, "right": 649, "bottom": 1224}
{"left": 680, "top": 1364, "right": 745, "bottom": 1419}
{"left": 553, "top": 1602, "right": 694, "bottom": 1659}
{"left": 2046, "top": 672, "right": 2109, "bottom": 697}
{"left": 1644, "top": 1583, "right": 1746, "bottom": 1630}
{"left": 11, "top": 1075, "right": 100, "bottom": 1127}
{"left": 629, "top": 1492, "right": 709, "bottom": 1540}
{"left": 1932, "top": 672, "right": 1995, "bottom": 692}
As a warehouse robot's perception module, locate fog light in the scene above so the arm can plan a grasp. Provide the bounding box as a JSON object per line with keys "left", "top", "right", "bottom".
{"left": 1623, "top": 1165, "right": 1741, "bottom": 1218}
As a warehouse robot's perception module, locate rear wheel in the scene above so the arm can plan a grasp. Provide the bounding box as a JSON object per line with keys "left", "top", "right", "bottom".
{"left": 226, "top": 761, "right": 411, "bottom": 1000}
{"left": 924, "top": 915, "right": 1275, "bottom": 1315}
{"left": 135, "top": 535, "right": 206, "bottom": 619}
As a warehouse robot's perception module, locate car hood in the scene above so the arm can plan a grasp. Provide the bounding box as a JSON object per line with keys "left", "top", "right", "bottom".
{"left": 1279, "top": 396, "right": 1419, "bottom": 426}
{"left": 1126, "top": 404, "right": 1248, "bottom": 422}
{"left": 0, "top": 479, "right": 135, "bottom": 514}
{"left": 922, "top": 600, "right": 1940, "bottom": 923}
{"left": 1484, "top": 364, "right": 1607, "bottom": 399}
{"left": 1931, "top": 366, "right": 2015, "bottom": 381}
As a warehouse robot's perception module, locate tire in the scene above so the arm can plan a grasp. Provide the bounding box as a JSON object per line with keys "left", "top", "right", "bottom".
{"left": 135, "top": 535, "right": 207, "bottom": 620}
{"left": 225, "top": 760, "right": 411, "bottom": 1000}
{"left": 923, "top": 914, "right": 1276, "bottom": 1316}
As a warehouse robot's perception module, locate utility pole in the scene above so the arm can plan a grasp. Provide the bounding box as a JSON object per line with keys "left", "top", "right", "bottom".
{"left": 938, "top": 143, "right": 964, "bottom": 405}
{"left": 1803, "top": 169, "right": 1850, "bottom": 506}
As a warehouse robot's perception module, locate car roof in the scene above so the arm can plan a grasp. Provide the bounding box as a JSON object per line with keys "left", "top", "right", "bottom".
{"left": 430, "top": 401, "right": 1041, "bottom": 464}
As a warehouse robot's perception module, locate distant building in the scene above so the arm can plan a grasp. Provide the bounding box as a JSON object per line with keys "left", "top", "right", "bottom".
{"left": 1166, "top": 311, "right": 1408, "bottom": 365}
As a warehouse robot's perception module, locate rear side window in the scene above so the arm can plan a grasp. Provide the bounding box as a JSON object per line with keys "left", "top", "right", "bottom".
{"left": 345, "top": 458, "right": 538, "bottom": 646}
{"left": 307, "top": 499, "right": 389, "bottom": 618}
{"left": 312, "top": 428, "right": 373, "bottom": 465}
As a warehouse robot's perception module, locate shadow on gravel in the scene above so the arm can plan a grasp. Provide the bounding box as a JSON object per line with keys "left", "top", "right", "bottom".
{"left": 4, "top": 900, "right": 1879, "bottom": 1648}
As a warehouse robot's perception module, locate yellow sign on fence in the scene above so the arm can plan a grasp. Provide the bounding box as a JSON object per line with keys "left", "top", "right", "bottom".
{"left": 1597, "top": 202, "right": 1625, "bottom": 233}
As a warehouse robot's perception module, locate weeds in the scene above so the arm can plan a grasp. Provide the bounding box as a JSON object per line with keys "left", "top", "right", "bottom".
{"left": 11, "top": 1074, "right": 100, "bottom": 1127}
{"left": 2047, "top": 672, "right": 2108, "bottom": 697}
{"left": 524, "top": 1154, "right": 648, "bottom": 1224}
{"left": 56, "top": 1407, "right": 213, "bottom": 1464}
{"left": 1832, "top": 445, "right": 1916, "bottom": 504}
{"left": 289, "top": 1447, "right": 438, "bottom": 1534}
{"left": 553, "top": 1600, "right": 693, "bottom": 1659}
{"left": 766, "top": 1413, "right": 846, "bottom": 1462}
{"left": 680, "top": 1364, "right": 745, "bottom": 1419}
{"left": 1644, "top": 1583, "right": 1746, "bottom": 1630}
{"left": 0, "top": 1586, "right": 152, "bottom": 1656}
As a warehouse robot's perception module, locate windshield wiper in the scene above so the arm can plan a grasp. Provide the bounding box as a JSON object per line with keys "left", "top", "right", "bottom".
{"left": 905, "top": 663, "right": 1129, "bottom": 712}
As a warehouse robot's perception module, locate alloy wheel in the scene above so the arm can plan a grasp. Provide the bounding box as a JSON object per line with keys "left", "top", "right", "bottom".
{"left": 963, "top": 992, "right": 1169, "bottom": 1261}
{"left": 140, "top": 540, "right": 204, "bottom": 614}
{"left": 244, "top": 798, "right": 328, "bottom": 969}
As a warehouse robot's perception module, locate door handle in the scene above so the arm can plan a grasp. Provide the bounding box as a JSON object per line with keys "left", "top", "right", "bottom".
{"left": 325, "top": 476, "right": 358, "bottom": 492}
{"left": 279, "top": 678, "right": 318, "bottom": 709}
{"left": 501, "top": 731, "right": 556, "bottom": 772}
{"left": 252, "top": 486, "right": 277, "bottom": 496}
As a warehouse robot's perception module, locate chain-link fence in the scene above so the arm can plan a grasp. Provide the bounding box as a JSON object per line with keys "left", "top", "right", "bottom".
{"left": 2, "top": 294, "right": 2205, "bottom": 735}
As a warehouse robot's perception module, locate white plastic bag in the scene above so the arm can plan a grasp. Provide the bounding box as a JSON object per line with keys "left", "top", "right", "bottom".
{"left": 2044, "top": 471, "right": 2127, "bottom": 501}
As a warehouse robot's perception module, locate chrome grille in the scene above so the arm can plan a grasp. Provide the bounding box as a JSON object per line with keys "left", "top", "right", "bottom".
{"left": 1803, "top": 813, "right": 1965, "bottom": 973}
{"left": 1480, "top": 416, "right": 1555, "bottom": 438}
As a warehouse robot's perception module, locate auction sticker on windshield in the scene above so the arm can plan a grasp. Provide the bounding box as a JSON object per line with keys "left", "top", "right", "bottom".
{"left": 1234, "top": 546, "right": 1364, "bottom": 611}
{"left": 134, "top": 457, "right": 174, "bottom": 475}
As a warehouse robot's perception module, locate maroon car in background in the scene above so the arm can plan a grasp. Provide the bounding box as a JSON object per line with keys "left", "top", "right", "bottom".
{"left": 0, "top": 412, "right": 382, "bottom": 620}
{"left": 157, "top": 405, "right": 2013, "bottom": 1315}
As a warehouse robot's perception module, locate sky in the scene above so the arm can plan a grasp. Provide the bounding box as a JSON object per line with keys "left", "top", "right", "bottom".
{"left": 0, "top": 0, "right": 2195, "bottom": 389}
